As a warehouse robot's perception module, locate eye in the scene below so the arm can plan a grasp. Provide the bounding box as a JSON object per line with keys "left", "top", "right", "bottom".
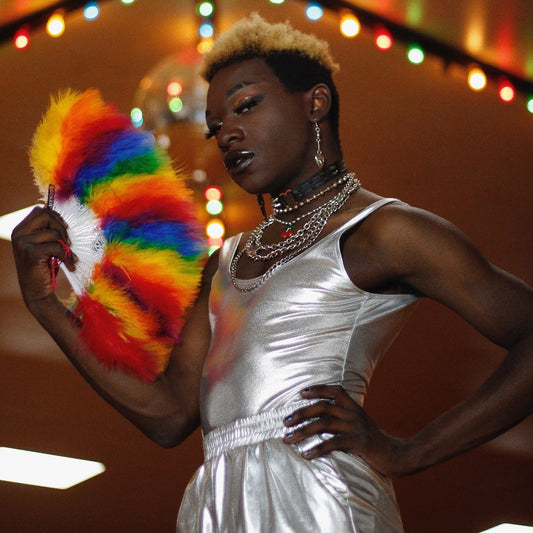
{"left": 233, "top": 94, "right": 264, "bottom": 115}
{"left": 205, "top": 120, "right": 222, "bottom": 139}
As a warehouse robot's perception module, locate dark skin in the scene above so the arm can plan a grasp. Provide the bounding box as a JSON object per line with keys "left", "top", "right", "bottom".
{"left": 12, "top": 57, "right": 533, "bottom": 478}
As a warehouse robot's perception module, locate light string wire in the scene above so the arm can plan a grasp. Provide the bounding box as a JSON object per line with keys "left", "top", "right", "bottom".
{"left": 1, "top": 0, "right": 531, "bottom": 109}
{"left": 314, "top": 0, "right": 533, "bottom": 100}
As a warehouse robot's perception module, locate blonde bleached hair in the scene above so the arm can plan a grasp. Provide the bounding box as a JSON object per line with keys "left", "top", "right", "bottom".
{"left": 200, "top": 13, "right": 340, "bottom": 82}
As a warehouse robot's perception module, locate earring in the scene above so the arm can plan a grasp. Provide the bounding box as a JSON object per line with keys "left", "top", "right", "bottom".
{"left": 313, "top": 120, "right": 326, "bottom": 169}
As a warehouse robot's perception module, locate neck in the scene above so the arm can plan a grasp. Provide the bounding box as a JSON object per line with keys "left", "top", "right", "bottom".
{"left": 271, "top": 160, "right": 347, "bottom": 210}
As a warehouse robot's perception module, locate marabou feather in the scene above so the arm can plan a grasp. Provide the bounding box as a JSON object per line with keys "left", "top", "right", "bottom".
{"left": 30, "top": 88, "right": 206, "bottom": 381}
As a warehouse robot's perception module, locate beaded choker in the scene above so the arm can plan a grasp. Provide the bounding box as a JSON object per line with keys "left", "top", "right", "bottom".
{"left": 271, "top": 160, "right": 348, "bottom": 212}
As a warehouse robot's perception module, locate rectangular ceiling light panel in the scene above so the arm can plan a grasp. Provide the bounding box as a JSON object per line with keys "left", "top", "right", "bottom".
{"left": 0, "top": 447, "right": 105, "bottom": 489}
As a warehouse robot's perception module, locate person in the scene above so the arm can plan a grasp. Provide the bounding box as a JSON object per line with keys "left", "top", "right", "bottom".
{"left": 11, "top": 13, "right": 533, "bottom": 533}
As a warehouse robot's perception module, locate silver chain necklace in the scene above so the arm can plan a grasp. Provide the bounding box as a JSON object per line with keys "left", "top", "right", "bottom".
{"left": 230, "top": 173, "right": 360, "bottom": 292}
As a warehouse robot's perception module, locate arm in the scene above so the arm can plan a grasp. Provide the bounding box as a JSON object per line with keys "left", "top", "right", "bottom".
{"left": 12, "top": 207, "right": 217, "bottom": 448}
{"left": 284, "top": 205, "right": 533, "bottom": 476}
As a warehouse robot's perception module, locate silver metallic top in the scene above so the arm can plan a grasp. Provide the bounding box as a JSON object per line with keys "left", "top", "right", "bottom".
{"left": 200, "top": 198, "right": 418, "bottom": 434}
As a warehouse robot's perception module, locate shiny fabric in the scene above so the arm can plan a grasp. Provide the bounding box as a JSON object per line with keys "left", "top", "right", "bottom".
{"left": 177, "top": 198, "right": 418, "bottom": 532}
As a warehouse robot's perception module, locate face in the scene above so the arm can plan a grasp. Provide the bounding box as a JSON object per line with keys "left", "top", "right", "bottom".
{"left": 205, "top": 58, "right": 317, "bottom": 195}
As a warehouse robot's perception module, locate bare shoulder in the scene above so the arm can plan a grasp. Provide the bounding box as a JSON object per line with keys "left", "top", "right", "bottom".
{"left": 340, "top": 191, "right": 494, "bottom": 296}
{"left": 349, "top": 196, "right": 481, "bottom": 263}
{"left": 345, "top": 196, "right": 532, "bottom": 347}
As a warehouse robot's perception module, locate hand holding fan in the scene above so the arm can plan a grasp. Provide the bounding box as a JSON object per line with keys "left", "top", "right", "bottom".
{"left": 30, "top": 89, "right": 206, "bottom": 381}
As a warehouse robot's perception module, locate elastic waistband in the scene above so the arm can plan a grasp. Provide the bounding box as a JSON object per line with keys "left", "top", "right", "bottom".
{"left": 203, "top": 401, "right": 314, "bottom": 461}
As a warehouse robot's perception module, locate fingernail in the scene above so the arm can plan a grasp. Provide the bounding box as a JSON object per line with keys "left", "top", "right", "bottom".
{"left": 304, "top": 449, "right": 312, "bottom": 456}
{"left": 285, "top": 431, "right": 294, "bottom": 438}
{"left": 284, "top": 415, "right": 292, "bottom": 422}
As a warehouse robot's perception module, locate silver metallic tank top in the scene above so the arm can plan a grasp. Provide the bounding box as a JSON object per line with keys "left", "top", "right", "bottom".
{"left": 200, "top": 198, "right": 418, "bottom": 434}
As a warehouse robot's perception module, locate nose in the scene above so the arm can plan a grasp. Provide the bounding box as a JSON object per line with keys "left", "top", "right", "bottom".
{"left": 217, "top": 120, "right": 243, "bottom": 151}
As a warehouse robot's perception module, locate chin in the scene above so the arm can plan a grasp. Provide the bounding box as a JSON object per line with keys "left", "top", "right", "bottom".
{"left": 229, "top": 172, "right": 266, "bottom": 196}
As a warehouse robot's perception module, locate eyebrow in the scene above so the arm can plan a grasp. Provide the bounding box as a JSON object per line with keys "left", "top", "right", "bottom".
{"left": 226, "top": 81, "right": 255, "bottom": 98}
{"left": 205, "top": 81, "right": 256, "bottom": 117}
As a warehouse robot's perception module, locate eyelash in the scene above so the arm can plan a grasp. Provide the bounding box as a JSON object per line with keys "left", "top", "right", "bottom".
{"left": 205, "top": 96, "right": 262, "bottom": 139}
{"left": 233, "top": 95, "right": 260, "bottom": 115}
{"left": 205, "top": 124, "right": 221, "bottom": 140}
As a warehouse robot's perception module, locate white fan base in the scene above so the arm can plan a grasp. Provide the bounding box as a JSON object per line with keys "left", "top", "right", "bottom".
{"left": 53, "top": 196, "right": 105, "bottom": 296}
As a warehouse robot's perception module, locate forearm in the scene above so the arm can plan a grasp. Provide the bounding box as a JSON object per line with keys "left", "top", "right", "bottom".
{"left": 29, "top": 294, "right": 199, "bottom": 447}
{"left": 402, "top": 336, "right": 533, "bottom": 475}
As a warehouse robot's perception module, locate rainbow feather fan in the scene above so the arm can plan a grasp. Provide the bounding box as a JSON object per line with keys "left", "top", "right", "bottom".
{"left": 30, "top": 88, "right": 206, "bottom": 381}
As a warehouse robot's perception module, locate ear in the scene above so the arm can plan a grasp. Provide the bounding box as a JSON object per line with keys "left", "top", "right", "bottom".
{"left": 305, "top": 83, "right": 331, "bottom": 122}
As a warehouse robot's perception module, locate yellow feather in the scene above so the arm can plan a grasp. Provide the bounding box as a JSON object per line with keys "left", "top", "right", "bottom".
{"left": 29, "top": 89, "right": 81, "bottom": 196}
{"left": 88, "top": 271, "right": 161, "bottom": 341}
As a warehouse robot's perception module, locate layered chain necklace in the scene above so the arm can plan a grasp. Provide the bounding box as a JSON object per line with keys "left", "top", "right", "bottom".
{"left": 230, "top": 169, "right": 361, "bottom": 292}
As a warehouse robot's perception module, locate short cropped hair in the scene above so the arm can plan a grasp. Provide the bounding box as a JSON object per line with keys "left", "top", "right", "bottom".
{"left": 200, "top": 13, "right": 341, "bottom": 143}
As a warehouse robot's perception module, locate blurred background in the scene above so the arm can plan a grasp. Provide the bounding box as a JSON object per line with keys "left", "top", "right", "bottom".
{"left": 0, "top": 1, "right": 532, "bottom": 531}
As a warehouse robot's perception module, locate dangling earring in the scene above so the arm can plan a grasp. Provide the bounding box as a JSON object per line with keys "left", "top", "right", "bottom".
{"left": 256, "top": 193, "right": 267, "bottom": 220}
{"left": 313, "top": 119, "right": 326, "bottom": 169}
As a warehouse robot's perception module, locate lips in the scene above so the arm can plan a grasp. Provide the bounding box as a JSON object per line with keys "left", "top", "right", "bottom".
{"left": 224, "top": 150, "right": 254, "bottom": 174}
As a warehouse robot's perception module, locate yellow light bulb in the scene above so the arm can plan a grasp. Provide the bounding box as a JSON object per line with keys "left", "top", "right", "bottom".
{"left": 340, "top": 13, "right": 360, "bottom": 38}
{"left": 467, "top": 67, "right": 487, "bottom": 91}
{"left": 47, "top": 13, "right": 65, "bottom": 37}
{"left": 206, "top": 219, "right": 225, "bottom": 239}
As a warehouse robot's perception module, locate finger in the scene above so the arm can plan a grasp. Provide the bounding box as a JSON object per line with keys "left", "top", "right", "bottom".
{"left": 300, "top": 434, "right": 356, "bottom": 460}
{"left": 56, "top": 238, "right": 77, "bottom": 271}
{"left": 300, "top": 384, "right": 343, "bottom": 401}
{"left": 43, "top": 208, "right": 71, "bottom": 245}
{"left": 12, "top": 207, "right": 70, "bottom": 245}
{"left": 11, "top": 207, "right": 46, "bottom": 238}
{"left": 284, "top": 399, "right": 337, "bottom": 427}
{"left": 285, "top": 390, "right": 358, "bottom": 428}
{"left": 17, "top": 238, "right": 74, "bottom": 269}
{"left": 285, "top": 402, "right": 359, "bottom": 429}
{"left": 300, "top": 385, "right": 355, "bottom": 410}
{"left": 284, "top": 416, "right": 355, "bottom": 444}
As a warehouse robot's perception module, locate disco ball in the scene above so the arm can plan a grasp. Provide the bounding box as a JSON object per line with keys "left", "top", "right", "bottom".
{"left": 134, "top": 49, "right": 208, "bottom": 131}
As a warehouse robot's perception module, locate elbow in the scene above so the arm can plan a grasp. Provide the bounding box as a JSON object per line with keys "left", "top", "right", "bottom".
{"left": 152, "top": 431, "right": 187, "bottom": 449}
{"left": 141, "top": 413, "right": 200, "bottom": 449}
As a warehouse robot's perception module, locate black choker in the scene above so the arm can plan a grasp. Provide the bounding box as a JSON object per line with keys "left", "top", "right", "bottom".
{"left": 271, "top": 160, "right": 348, "bottom": 209}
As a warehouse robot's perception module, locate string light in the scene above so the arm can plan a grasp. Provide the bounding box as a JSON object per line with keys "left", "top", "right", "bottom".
{"left": 207, "top": 236, "right": 223, "bottom": 248}
{"left": 167, "top": 81, "right": 183, "bottom": 97}
{"left": 206, "top": 219, "right": 225, "bottom": 239}
{"left": 204, "top": 186, "right": 222, "bottom": 202}
{"left": 375, "top": 26, "right": 393, "bottom": 50}
{"left": 197, "top": 38, "right": 213, "bottom": 54}
{"left": 407, "top": 45, "right": 425, "bottom": 64}
{"left": 340, "top": 12, "right": 360, "bottom": 38}
{"left": 498, "top": 79, "right": 515, "bottom": 103}
{"left": 203, "top": 186, "right": 224, "bottom": 252}
{"left": 130, "top": 107, "right": 143, "bottom": 127}
{"left": 195, "top": 1, "right": 216, "bottom": 54}
{"left": 83, "top": 2, "right": 100, "bottom": 21}
{"left": 335, "top": 3, "right": 531, "bottom": 112}
{"left": 14, "top": 26, "right": 30, "bottom": 49}
{"left": 468, "top": 67, "right": 487, "bottom": 91}
{"left": 168, "top": 97, "right": 183, "bottom": 113}
{"left": 2, "top": 0, "right": 532, "bottom": 118}
{"left": 199, "top": 22, "right": 214, "bottom": 39}
{"left": 206, "top": 199, "right": 223, "bottom": 215}
{"left": 46, "top": 12, "right": 65, "bottom": 37}
{"left": 306, "top": 3, "right": 324, "bottom": 22}
{"left": 196, "top": 2, "right": 214, "bottom": 17}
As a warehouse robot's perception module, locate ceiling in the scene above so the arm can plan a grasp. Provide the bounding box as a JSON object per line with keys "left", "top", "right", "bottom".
{"left": 0, "top": 1, "right": 532, "bottom": 532}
